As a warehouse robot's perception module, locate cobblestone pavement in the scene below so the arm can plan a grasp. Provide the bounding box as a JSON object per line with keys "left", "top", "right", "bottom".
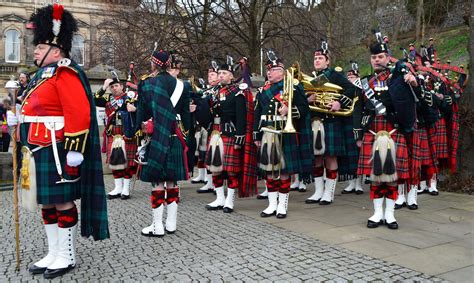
{"left": 1, "top": 176, "right": 445, "bottom": 282}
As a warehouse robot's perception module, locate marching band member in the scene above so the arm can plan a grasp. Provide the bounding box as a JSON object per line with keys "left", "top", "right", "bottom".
{"left": 305, "top": 40, "right": 357, "bottom": 205}
{"left": 192, "top": 61, "right": 220, "bottom": 193}
{"left": 95, "top": 76, "right": 138, "bottom": 200}
{"left": 254, "top": 51, "right": 312, "bottom": 218}
{"left": 137, "top": 49, "right": 190, "bottom": 237}
{"left": 17, "top": 4, "right": 109, "bottom": 278}
{"left": 200, "top": 56, "right": 253, "bottom": 213}
{"left": 356, "top": 34, "right": 418, "bottom": 229}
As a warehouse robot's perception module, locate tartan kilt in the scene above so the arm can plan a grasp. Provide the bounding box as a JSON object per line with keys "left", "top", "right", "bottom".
{"left": 357, "top": 115, "right": 410, "bottom": 180}
{"left": 321, "top": 119, "right": 346, "bottom": 157}
{"left": 432, "top": 118, "right": 449, "bottom": 159}
{"left": 406, "top": 127, "right": 422, "bottom": 182}
{"left": 337, "top": 118, "right": 359, "bottom": 180}
{"left": 258, "top": 133, "right": 302, "bottom": 175}
{"left": 205, "top": 134, "right": 242, "bottom": 174}
{"left": 105, "top": 134, "right": 138, "bottom": 168}
{"left": 419, "top": 126, "right": 438, "bottom": 170}
{"left": 162, "top": 135, "right": 187, "bottom": 181}
{"left": 33, "top": 143, "right": 82, "bottom": 205}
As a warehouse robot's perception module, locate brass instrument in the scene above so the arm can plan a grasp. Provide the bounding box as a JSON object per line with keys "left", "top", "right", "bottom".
{"left": 293, "top": 63, "right": 358, "bottom": 116}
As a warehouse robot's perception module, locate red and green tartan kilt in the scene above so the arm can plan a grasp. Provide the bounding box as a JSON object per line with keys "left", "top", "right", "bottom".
{"left": 406, "top": 128, "right": 422, "bottom": 183}
{"left": 32, "top": 144, "right": 82, "bottom": 205}
{"left": 431, "top": 118, "right": 449, "bottom": 159}
{"left": 322, "top": 119, "right": 346, "bottom": 157}
{"left": 446, "top": 111, "right": 460, "bottom": 173}
{"left": 418, "top": 126, "right": 438, "bottom": 170}
{"left": 205, "top": 133, "right": 243, "bottom": 174}
{"left": 221, "top": 135, "right": 242, "bottom": 174}
{"left": 357, "top": 115, "right": 410, "bottom": 180}
{"left": 106, "top": 132, "right": 138, "bottom": 168}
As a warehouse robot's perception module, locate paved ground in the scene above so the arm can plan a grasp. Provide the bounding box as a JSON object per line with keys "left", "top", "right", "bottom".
{"left": 0, "top": 174, "right": 471, "bottom": 282}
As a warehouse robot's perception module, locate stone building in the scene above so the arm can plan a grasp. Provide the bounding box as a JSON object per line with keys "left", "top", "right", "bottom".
{"left": 0, "top": 0, "right": 131, "bottom": 97}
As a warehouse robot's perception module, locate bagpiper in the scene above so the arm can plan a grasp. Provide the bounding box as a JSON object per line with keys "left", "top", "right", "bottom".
{"left": 356, "top": 32, "right": 419, "bottom": 229}
{"left": 199, "top": 55, "right": 254, "bottom": 212}
{"left": 14, "top": 3, "right": 108, "bottom": 278}
{"left": 253, "top": 50, "right": 312, "bottom": 218}
{"left": 136, "top": 49, "right": 191, "bottom": 237}
{"left": 94, "top": 74, "right": 138, "bottom": 200}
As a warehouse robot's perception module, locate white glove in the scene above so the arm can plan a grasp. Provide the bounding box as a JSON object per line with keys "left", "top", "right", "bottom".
{"left": 66, "top": 151, "right": 84, "bottom": 167}
{"left": 6, "top": 110, "right": 18, "bottom": 126}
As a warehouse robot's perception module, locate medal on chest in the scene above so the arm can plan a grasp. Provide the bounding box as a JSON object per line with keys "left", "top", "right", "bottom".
{"left": 374, "top": 79, "right": 388, "bottom": 92}
{"left": 41, "top": 67, "right": 56, "bottom": 79}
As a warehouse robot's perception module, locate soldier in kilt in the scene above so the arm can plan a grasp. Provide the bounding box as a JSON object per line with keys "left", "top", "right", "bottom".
{"left": 191, "top": 61, "right": 220, "bottom": 193}
{"left": 305, "top": 41, "right": 357, "bottom": 205}
{"left": 200, "top": 56, "right": 252, "bottom": 213}
{"left": 341, "top": 62, "right": 365, "bottom": 195}
{"left": 15, "top": 4, "right": 109, "bottom": 278}
{"left": 95, "top": 77, "right": 138, "bottom": 200}
{"left": 254, "top": 51, "right": 313, "bottom": 218}
{"left": 356, "top": 39, "right": 418, "bottom": 230}
{"left": 136, "top": 50, "right": 191, "bottom": 237}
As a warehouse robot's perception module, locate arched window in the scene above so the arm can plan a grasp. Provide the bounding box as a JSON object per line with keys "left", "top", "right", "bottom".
{"left": 5, "top": 29, "right": 20, "bottom": 63}
{"left": 100, "top": 35, "right": 115, "bottom": 66}
{"left": 71, "top": 34, "right": 85, "bottom": 66}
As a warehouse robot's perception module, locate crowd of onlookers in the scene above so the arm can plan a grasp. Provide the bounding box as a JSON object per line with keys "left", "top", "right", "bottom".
{"left": 0, "top": 72, "right": 29, "bottom": 152}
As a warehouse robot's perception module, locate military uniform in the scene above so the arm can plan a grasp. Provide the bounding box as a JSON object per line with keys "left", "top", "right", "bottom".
{"left": 253, "top": 54, "right": 312, "bottom": 218}
{"left": 137, "top": 50, "right": 191, "bottom": 237}
{"left": 21, "top": 4, "right": 108, "bottom": 279}
{"left": 94, "top": 81, "right": 138, "bottom": 200}
{"left": 356, "top": 40, "right": 417, "bottom": 230}
{"left": 306, "top": 43, "right": 357, "bottom": 206}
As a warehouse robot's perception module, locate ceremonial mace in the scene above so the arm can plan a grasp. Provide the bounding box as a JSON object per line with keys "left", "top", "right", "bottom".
{"left": 5, "top": 76, "right": 20, "bottom": 270}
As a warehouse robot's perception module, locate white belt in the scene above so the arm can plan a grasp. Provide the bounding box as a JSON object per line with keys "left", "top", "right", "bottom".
{"left": 20, "top": 115, "right": 65, "bottom": 123}
{"left": 213, "top": 117, "right": 221, "bottom": 124}
{"left": 176, "top": 114, "right": 181, "bottom": 121}
{"left": 261, "top": 115, "right": 286, "bottom": 122}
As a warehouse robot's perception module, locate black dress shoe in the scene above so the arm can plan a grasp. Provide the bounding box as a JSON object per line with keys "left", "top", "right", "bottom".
{"left": 43, "top": 265, "right": 75, "bottom": 279}
{"left": 120, "top": 194, "right": 130, "bottom": 200}
{"left": 429, "top": 191, "right": 439, "bottom": 196}
{"left": 223, "top": 207, "right": 233, "bottom": 213}
{"left": 394, "top": 203, "right": 406, "bottom": 210}
{"left": 386, "top": 221, "right": 399, "bottom": 229}
{"left": 205, "top": 205, "right": 223, "bottom": 210}
{"left": 319, "top": 200, "right": 332, "bottom": 205}
{"left": 196, "top": 188, "right": 214, "bottom": 194}
{"left": 290, "top": 186, "right": 299, "bottom": 192}
{"left": 256, "top": 194, "right": 268, "bottom": 200}
{"left": 191, "top": 180, "right": 206, "bottom": 184}
{"left": 305, "top": 199, "right": 320, "bottom": 204}
{"left": 276, "top": 213, "right": 287, "bottom": 219}
{"left": 367, "top": 219, "right": 384, "bottom": 228}
{"left": 298, "top": 188, "right": 307, "bottom": 193}
{"left": 341, "top": 189, "right": 355, "bottom": 194}
{"left": 355, "top": 190, "right": 364, "bottom": 195}
{"left": 29, "top": 265, "right": 47, "bottom": 274}
{"left": 260, "top": 210, "right": 276, "bottom": 217}
{"left": 407, "top": 204, "right": 418, "bottom": 210}
{"left": 107, "top": 194, "right": 121, "bottom": 200}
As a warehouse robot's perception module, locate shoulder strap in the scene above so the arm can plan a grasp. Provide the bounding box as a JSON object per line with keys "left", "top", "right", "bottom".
{"left": 170, "top": 79, "right": 184, "bottom": 107}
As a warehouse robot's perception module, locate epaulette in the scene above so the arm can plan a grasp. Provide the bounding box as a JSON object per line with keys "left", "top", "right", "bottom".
{"left": 56, "top": 58, "right": 78, "bottom": 74}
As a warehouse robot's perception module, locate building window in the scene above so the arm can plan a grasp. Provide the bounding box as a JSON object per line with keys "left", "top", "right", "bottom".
{"left": 100, "top": 35, "right": 115, "bottom": 66}
{"left": 5, "top": 29, "right": 20, "bottom": 63}
{"left": 71, "top": 34, "right": 85, "bottom": 66}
